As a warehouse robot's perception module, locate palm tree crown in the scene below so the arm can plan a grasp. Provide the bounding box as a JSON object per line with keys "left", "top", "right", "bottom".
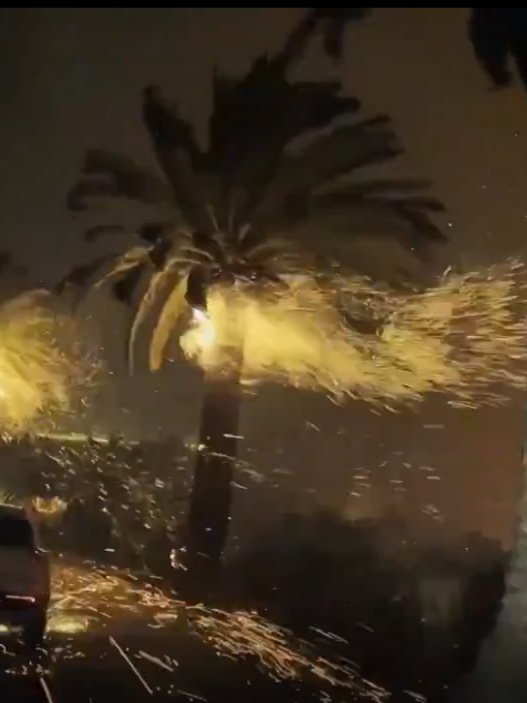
{"left": 61, "top": 10, "right": 446, "bottom": 375}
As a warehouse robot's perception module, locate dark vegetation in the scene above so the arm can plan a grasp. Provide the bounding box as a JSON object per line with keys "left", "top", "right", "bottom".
{"left": 0, "top": 435, "right": 507, "bottom": 701}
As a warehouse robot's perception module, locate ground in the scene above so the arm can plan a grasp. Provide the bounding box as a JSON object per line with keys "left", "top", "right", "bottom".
{"left": 0, "top": 632, "right": 286, "bottom": 703}
{"left": 0, "top": 540, "right": 500, "bottom": 702}
{"left": 0, "top": 556, "right": 392, "bottom": 703}
{"left": 0, "top": 628, "right": 386, "bottom": 703}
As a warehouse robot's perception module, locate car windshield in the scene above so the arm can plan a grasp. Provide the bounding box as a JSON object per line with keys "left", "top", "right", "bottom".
{"left": 0, "top": 515, "right": 34, "bottom": 548}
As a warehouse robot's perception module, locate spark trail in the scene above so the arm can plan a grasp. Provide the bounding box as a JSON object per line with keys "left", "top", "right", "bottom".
{"left": 109, "top": 635, "right": 154, "bottom": 695}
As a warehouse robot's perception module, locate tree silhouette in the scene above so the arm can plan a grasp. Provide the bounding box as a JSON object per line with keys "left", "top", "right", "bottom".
{"left": 60, "top": 9, "right": 446, "bottom": 582}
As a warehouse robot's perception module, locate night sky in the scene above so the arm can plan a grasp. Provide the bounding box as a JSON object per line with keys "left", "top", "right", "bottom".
{"left": 0, "top": 8, "right": 524, "bottom": 550}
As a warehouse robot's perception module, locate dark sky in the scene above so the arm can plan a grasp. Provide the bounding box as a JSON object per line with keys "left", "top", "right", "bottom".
{"left": 0, "top": 8, "right": 525, "bottom": 549}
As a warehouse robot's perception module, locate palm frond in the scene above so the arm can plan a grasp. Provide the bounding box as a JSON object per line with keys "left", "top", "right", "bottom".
{"left": 142, "top": 87, "right": 215, "bottom": 236}
{"left": 67, "top": 149, "right": 173, "bottom": 211}
{"left": 313, "top": 191, "right": 446, "bottom": 219}
{"left": 264, "top": 8, "right": 372, "bottom": 72}
{"left": 334, "top": 178, "right": 435, "bottom": 197}
{"left": 125, "top": 238, "right": 214, "bottom": 372}
{"left": 283, "top": 118, "right": 400, "bottom": 195}
{"left": 269, "top": 197, "right": 444, "bottom": 284}
{"left": 209, "top": 71, "right": 360, "bottom": 172}
{"left": 142, "top": 86, "right": 201, "bottom": 166}
{"left": 316, "top": 8, "right": 373, "bottom": 62}
{"left": 304, "top": 190, "right": 446, "bottom": 226}
{"left": 272, "top": 9, "right": 322, "bottom": 71}
{"left": 240, "top": 116, "right": 402, "bottom": 252}
{"left": 126, "top": 249, "right": 192, "bottom": 371}
{"left": 56, "top": 246, "right": 151, "bottom": 310}
{"left": 395, "top": 206, "right": 446, "bottom": 254}
{"left": 237, "top": 88, "right": 362, "bottom": 227}
{"left": 149, "top": 274, "right": 189, "bottom": 371}
{"left": 56, "top": 256, "right": 115, "bottom": 294}
{"left": 92, "top": 246, "right": 151, "bottom": 291}
{"left": 154, "top": 147, "right": 216, "bottom": 235}
{"left": 127, "top": 268, "right": 171, "bottom": 372}
{"left": 84, "top": 225, "right": 126, "bottom": 242}
{"left": 112, "top": 263, "right": 147, "bottom": 306}
{"left": 208, "top": 63, "right": 361, "bottom": 227}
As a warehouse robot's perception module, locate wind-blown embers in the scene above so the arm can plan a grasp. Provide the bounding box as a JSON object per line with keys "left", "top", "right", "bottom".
{"left": 61, "top": 14, "right": 445, "bottom": 375}
{"left": 180, "top": 262, "right": 527, "bottom": 409}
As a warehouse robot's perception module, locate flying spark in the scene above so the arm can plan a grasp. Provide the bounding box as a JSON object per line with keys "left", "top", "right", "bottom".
{"left": 109, "top": 635, "right": 154, "bottom": 695}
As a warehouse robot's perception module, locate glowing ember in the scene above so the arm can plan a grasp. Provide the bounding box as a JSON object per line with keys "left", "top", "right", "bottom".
{"left": 31, "top": 496, "right": 68, "bottom": 520}
{"left": 46, "top": 613, "right": 89, "bottom": 634}
{"left": 0, "top": 291, "right": 95, "bottom": 434}
{"left": 181, "top": 260, "right": 527, "bottom": 408}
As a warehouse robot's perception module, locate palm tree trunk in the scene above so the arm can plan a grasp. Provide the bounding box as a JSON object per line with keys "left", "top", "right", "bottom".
{"left": 185, "top": 362, "right": 242, "bottom": 581}
{"left": 455, "top": 447, "right": 527, "bottom": 702}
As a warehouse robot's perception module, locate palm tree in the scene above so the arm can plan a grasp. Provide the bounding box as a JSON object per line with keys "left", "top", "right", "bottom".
{"left": 454, "top": 446, "right": 527, "bottom": 702}
{"left": 60, "top": 9, "right": 446, "bottom": 579}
